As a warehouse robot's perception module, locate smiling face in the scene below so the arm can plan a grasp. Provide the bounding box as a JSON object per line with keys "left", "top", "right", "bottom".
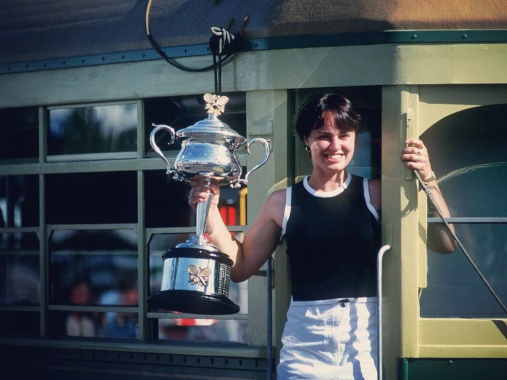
{"left": 304, "top": 110, "right": 356, "bottom": 175}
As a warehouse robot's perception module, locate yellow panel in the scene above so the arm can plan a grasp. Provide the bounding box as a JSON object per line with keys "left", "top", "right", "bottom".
{"left": 420, "top": 319, "right": 507, "bottom": 358}
{"left": 3, "top": 43, "right": 506, "bottom": 108}
{"left": 418, "top": 85, "right": 507, "bottom": 133}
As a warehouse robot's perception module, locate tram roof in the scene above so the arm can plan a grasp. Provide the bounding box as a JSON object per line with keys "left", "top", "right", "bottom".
{"left": 1, "top": 0, "right": 506, "bottom": 65}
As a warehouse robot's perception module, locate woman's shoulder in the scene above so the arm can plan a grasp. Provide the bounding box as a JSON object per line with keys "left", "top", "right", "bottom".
{"left": 367, "top": 178, "right": 381, "bottom": 189}
{"left": 266, "top": 188, "right": 287, "bottom": 206}
{"left": 262, "top": 188, "right": 288, "bottom": 228}
{"left": 367, "top": 178, "right": 381, "bottom": 212}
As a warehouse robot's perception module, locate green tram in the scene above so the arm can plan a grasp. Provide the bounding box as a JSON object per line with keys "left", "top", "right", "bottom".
{"left": 0, "top": 1, "right": 505, "bottom": 379}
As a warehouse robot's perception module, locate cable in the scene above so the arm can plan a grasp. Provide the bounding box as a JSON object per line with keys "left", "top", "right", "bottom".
{"left": 145, "top": 0, "right": 242, "bottom": 74}
{"left": 414, "top": 170, "right": 507, "bottom": 313}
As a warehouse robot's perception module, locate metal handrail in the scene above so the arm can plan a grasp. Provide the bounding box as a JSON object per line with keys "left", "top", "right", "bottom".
{"left": 377, "top": 244, "right": 391, "bottom": 380}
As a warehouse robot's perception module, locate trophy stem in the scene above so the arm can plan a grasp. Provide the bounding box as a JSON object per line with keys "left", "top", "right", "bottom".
{"left": 195, "top": 193, "right": 212, "bottom": 243}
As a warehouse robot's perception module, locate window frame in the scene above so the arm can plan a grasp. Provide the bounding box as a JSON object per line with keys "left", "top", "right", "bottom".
{"left": 0, "top": 94, "right": 272, "bottom": 357}
{"left": 416, "top": 85, "right": 507, "bottom": 358}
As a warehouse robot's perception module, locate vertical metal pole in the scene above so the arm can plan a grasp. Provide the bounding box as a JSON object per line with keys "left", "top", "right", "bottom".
{"left": 377, "top": 245, "right": 391, "bottom": 380}
{"left": 266, "top": 257, "right": 273, "bottom": 380}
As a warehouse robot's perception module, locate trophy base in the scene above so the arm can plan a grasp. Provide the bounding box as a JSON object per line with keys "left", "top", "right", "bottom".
{"left": 148, "top": 246, "right": 240, "bottom": 315}
{"left": 148, "top": 290, "right": 240, "bottom": 315}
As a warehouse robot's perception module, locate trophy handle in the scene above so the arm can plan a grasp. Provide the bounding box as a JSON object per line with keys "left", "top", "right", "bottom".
{"left": 231, "top": 138, "right": 271, "bottom": 188}
{"left": 149, "top": 124, "right": 179, "bottom": 179}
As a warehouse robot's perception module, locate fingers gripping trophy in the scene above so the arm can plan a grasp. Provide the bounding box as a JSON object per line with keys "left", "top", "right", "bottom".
{"left": 148, "top": 93, "right": 270, "bottom": 314}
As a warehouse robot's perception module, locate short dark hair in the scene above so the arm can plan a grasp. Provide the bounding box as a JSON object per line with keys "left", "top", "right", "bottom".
{"left": 295, "top": 93, "right": 363, "bottom": 141}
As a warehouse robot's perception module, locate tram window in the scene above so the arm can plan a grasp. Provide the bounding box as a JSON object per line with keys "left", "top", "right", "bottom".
{"left": 48, "top": 103, "right": 137, "bottom": 156}
{"left": 49, "top": 229, "right": 138, "bottom": 300}
{"left": 46, "top": 172, "right": 137, "bottom": 224}
{"left": 0, "top": 175, "right": 39, "bottom": 228}
{"left": 149, "top": 232, "right": 248, "bottom": 343}
{"left": 0, "top": 230, "right": 40, "bottom": 337}
{"left": 145, "top": 171, "right": 244, "bottom": 228}
{"left": 420, "top": 104, "right": 507, "bottom": 318}
{"left": 0, "top": 107, "right": 38, "bottom": 161}
{"left": 0, "top": 232, "right": 40, "bottom": 306}
{"left": 48, "top": 229, "right": 139, "bottom": 337}
{"left": 145, "top": 171, "right": 193, "bottom": 228}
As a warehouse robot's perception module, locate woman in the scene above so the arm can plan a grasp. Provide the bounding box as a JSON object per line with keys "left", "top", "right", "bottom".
{"left": 189, "top": 93, "right": 455, "bottom": 379}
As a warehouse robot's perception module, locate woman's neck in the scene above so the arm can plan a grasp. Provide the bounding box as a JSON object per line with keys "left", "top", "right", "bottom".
{"left": 307, "top": 170, "right": 347, "bottom": 192}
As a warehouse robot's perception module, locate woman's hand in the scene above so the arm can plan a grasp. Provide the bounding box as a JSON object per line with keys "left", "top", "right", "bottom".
{"left": 401, "top": 139, "right": 434, "bottom": 182}
{"left": 401, "top": 138, "right": 457, "bottom": 253}
{"left": 188, "top": 176, "right": 221, "bottom": 211}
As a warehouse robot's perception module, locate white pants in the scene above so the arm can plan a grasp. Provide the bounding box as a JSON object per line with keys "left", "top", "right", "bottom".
{"left": 277, "top": 297, "right": 378, "bottom": 380}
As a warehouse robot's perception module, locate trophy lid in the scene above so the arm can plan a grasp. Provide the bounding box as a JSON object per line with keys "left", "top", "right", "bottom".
{"left": 176, "top": 114, "right": 245, "bottom": 141}
{"left": 175, "top": 93, "right": 246, "bottom": 143}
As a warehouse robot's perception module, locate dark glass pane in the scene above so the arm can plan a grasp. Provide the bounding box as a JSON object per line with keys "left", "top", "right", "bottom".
{"left": 145, "top": 171, "right": 244, "bottom": 228}
{"left": 0, "top": 107, "right": 38, "bottom": 160}
{"left": 46, "top": 172, "right": 137, "bottom": 224}
{"left": 0, "top": 311, "right": 39, "bottom": 337}
{"left": 48, "top": 103, "right": 137, "bottom": 155}
{"left": 0, "top": 175, "right": 39, "bottom": 228}
{"left": 49, "top": 229, "right": 138, "bottom": 306}
{"left": 421, "top": 104, "right": 507, "bottom": 318}
{"left": 144, "top": 171, "right": 192, "bottom": 228}
{"left": 0, "top": 232, "right": 40, "bottom": 306}
{"left": 145, "top": 93, "right": 246, "bottom": 155}
{"left": 422, "top": 104, "right": 507, "bottom": 217}
{"left": 422, "top": 223, "right": 507, "bottom": 318}
{"left": 435, "top": 163, "right": 507, "bottom": 218}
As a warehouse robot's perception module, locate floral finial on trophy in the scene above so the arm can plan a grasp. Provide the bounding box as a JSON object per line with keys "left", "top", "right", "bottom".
{"left": 204, "top": 93, "right": 229, "bottom": 117}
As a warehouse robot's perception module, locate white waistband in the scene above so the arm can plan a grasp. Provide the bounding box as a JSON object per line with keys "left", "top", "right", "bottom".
{"left": 291, "top": 296, "right": 377, "bottom": 306}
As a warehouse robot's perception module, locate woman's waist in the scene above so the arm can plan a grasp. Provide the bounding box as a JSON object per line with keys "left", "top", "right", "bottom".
{"left": 290, "top": 296, "right": 377, "bottom": 307}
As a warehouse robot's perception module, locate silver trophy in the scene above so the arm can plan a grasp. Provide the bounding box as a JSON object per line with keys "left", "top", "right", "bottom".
{"left": 148, "top": 93, "right": 270, "bottom": 314}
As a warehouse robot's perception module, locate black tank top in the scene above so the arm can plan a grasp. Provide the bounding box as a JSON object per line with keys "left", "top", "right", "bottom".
{"left": 283, "top": 174, "right": 380, "bottom": 301}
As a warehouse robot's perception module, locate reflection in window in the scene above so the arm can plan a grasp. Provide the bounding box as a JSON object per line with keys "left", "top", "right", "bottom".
{"left": 0, "top": 175, "right": 39, "bottom": 229}
{"left": 0, "top": 232, "right": 40, "bottom": 306}
{"left": 48, "top": 103, "right": 137, "bottom": 155}
{"left": 49, "top": 229, "right": 138, "bottom": 338}
{"left": 421, "top": 104, "right": 507, "bottom": 318}
{"left": 0, "top": 107, "right": 38, "bottom": 161}
{"left": 159, "top": 318, "right": 247, "bottom": 344}
{"left": 52, "top": 310, "right": 139, "bottom": 339}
